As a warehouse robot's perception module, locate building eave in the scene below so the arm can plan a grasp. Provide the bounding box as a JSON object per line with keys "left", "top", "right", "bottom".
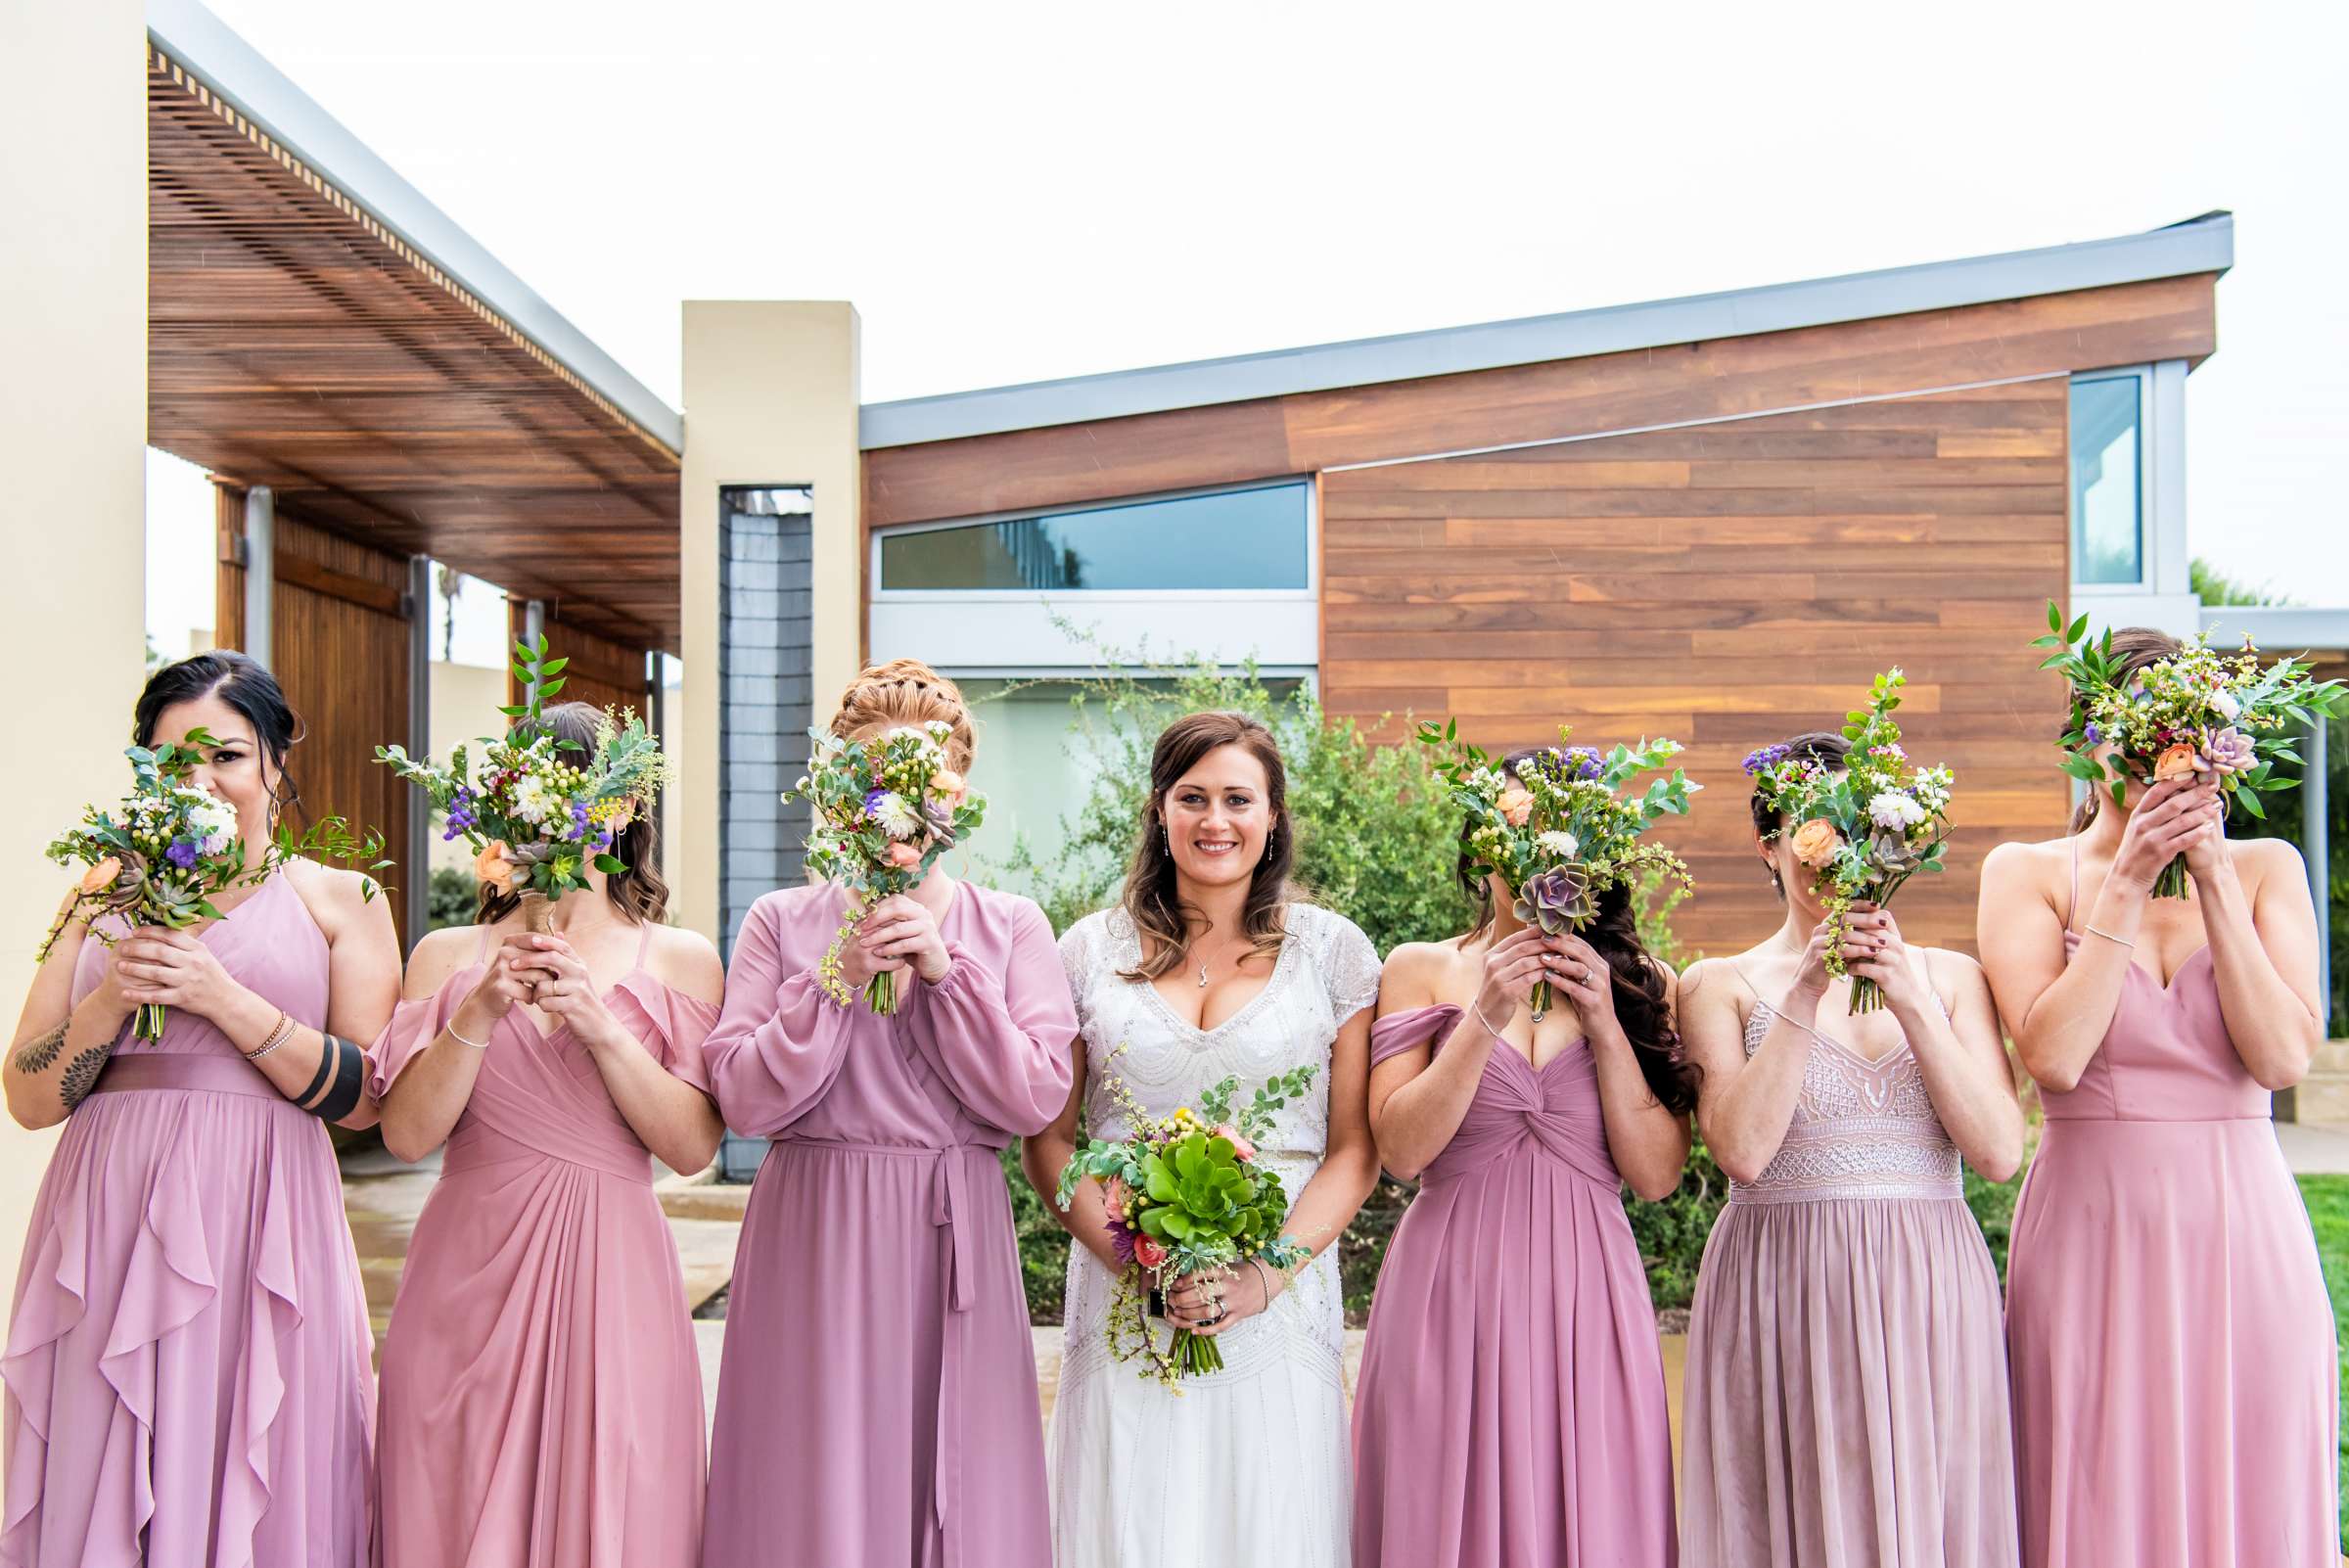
{"left": 860, "top": 212, "right": 2234, "bottom": 451}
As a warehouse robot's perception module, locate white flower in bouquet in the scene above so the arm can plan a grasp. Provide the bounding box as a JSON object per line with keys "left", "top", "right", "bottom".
{"left": 867, "top": 790, "right": 922, "bottom": 840}
{"left": 1868, "top": 791, "right": 1927, "bottom": 831}
{"left": 1535, "top": 829, "right": 1581, "bottom": 860}
{"left": 511, "top": 774, "right": 556, "bottom": 825}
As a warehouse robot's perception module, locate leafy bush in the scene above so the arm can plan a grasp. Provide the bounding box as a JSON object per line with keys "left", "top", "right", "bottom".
{"left": 426, "top": 866, "right": 479, "bottom": 932}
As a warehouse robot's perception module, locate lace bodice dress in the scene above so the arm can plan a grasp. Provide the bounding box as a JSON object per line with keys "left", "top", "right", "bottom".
{"left": 1047, "top": 901, "right": 1380, "bottom": 1568}
{"left": 1727, "top": 994, "right": 1963, "bottom": 1205}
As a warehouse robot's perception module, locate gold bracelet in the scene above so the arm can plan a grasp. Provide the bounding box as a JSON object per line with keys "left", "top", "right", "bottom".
{"left": 244, "top": 1010, "right": 296, "bottom": 1062}
{"left": 2084, "top": 923, "right": 2136, "bottom": 951}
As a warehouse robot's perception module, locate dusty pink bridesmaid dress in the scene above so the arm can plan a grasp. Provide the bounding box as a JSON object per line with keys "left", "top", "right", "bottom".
{"left": 1351, "top": 1003, "right": 1678, "bottom": 1568}
{"left": 2005, "top": 843, "right": 2338, "bottom": 1567}
{"left": 3, "top": 870, "right": 376, "bottom": 1568}
{"left": 370, "top": 920, "right": 716, "bottom": 1568}
{"left": 700, "top": 882, "right": 1075, "bottom": 1568}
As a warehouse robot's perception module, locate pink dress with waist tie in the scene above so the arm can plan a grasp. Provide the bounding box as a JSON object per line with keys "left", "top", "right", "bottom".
{"left": 370, "top": 917, "right": 717, "bottom": 1568}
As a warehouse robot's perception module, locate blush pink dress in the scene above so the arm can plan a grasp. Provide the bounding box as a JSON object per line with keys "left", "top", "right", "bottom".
{"left": 1351, "top": 1003, "right": 1678, "bottom": 1568}
{"left": 4, "top": 869, "right": 376, "bottom": 1568}
{"left": 2005, "top": 842, "right": 2337, "bottom": 1567}
{"left": 369, "top": 919, "right": 717, "bottom": 1568}
{"left": 700, "top": 882, "right": 1075, "bottom": 1568}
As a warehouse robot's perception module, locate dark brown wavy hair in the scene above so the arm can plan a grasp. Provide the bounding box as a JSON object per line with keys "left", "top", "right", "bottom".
{"left": 476, "top": 701, "right": 670, "bottom": 926}
{"left": 1460, "top": 748, "right": 1696, "bottom": 1116}
{"left": 1747, "top": 730, "right": 1854, "bottom": 897}
{"left": 1117, "top": 711, "right": 1300, "bottom": 984}
{"left": 2062, "top": 626, "right": 2186, "bottom": 834}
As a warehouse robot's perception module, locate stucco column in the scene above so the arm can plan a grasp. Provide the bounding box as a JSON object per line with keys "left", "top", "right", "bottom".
{"left": 678, "top": 301, "right": 861, "bottom": 945}
{"left": 0, "top": 0, "right": 147, "bottom": 1241}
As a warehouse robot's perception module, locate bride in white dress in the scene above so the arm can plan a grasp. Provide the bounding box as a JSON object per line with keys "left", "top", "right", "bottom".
{"left": 1023, "top": 711, "right": 1382, "bottom": 1568}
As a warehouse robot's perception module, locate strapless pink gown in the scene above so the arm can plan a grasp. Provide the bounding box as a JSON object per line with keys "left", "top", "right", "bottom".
{"left": 370, "top": 921, "right": 716, "bottom": 1568}
{"left": 1351, "top": 1003, "right": 1678, "bottom": 1567}
{"left": 2006, "top": 869, "right": 2338, "bottom": 1567}
{"left": 3, "top": 871, "right": 375, "bottom": 1568}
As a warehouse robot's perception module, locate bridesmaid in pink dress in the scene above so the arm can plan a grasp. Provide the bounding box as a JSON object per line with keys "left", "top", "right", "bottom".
{"left": 702, "top": 662, "right": 1075, "bottom": 1568}
{"left": 1353, "top": 747, "right": 1691, "bottom": 1568}
{"left": 1980, "top": 628, "right": 2338, "bottom": 1568}
{"left": 371, "top": 702, "right": 724, "bottom": 1568}
{"left": 4, "top": 652, "right": 396, "bottom": 1568}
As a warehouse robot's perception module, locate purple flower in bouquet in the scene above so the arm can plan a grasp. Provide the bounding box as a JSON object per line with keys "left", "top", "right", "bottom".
{"left": 1743, "top": 743, "right": 1792, "bottom": 776}
{"left": 442, "top": 787, "right": 478, "bottom": 842}
{"left": 163, "top": 839, "right": 198, "bottom": 870}
{"left": 2205, "top": 726, "right": 2256, "bottom": 775}
{"left": 2082, "top": 721, "right": 2102, "bottom": 747}
{"left": 1512, "top": 863, "right": 1596, "bottom": 935}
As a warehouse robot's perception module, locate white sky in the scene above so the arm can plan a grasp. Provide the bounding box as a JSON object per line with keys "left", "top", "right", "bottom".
{"left": 149, "top": 0, "right": 2348, "bottom": 661}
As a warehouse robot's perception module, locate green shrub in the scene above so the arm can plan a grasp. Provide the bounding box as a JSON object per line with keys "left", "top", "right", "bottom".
{"left": 426, "top": 866, "right": 478, "bottom": 932}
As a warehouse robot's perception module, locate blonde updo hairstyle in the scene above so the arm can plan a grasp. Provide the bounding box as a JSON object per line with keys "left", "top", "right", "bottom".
{"left": 827, "top": 658, "right": 977, "bottom": 774}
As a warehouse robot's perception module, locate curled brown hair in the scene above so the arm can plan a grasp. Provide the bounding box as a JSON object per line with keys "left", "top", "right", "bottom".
{"left": 1118, "top": 711, "right": 1300, "bottom": 984}
{"left": 1459, "top": 748, "right": 1695, "bottom": 1116}
{"left": 2063, "top": 626, "right": 2185, "bottom": 834}
{"left": 830, "top": 658, "right": 975, "bottom": 773}
{"left": 1746, "top": 730, "right": 1854, "bottom": 897}
{"left": 476, "top": 702, "right": 670, "bottom": 926}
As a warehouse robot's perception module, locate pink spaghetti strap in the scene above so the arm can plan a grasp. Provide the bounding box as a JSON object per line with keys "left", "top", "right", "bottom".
{"left": 475, "top": 922, "right": 497, "bottom": 966}
{"left": 2063, "top": 835, "right": 2081, "bottom": 933}
{"left": 633, "top": 918, "right": 654, "bottom": 970}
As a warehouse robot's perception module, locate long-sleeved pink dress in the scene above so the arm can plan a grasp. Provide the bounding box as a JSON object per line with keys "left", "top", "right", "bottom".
{"left": 700, "top": 882, "right": 1076, "bottom": 1568}
{"left": 369, "top": 918, "right": 717, "bottom": 1568}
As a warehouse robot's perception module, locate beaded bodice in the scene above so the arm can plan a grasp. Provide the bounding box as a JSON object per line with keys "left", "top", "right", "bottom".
{"left": 1728, "top": 997, "right": 1963, "bottom": 1205}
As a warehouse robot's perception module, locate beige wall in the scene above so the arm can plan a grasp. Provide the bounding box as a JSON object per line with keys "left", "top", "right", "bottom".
{"left": 677, "top": 302, "right": 862, "bottom": 944}
{"left": 423, "top": 660, "right": 510, "bottom": 873}
{"left": 0, "top": 0, "right": 147, "bottom": 1245}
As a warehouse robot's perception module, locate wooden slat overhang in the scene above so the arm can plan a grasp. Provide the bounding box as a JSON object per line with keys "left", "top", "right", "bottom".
{"left": 146, "top": 42, "right": 683, "bottom": 651}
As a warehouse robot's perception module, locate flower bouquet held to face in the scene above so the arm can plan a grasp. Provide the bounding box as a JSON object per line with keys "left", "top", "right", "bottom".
{"left": 2033, "top": 601, "right": 2348, "bottom": 899}
{"left": 376, "top": 637, "right": 671, "bottom": 934}
{"left": 41, "top": 730, "right": 389, "bottom": 1040}
{"left": 780, "top": 721, "right": 983, "bottom": 1014}
{"left": 1416, "top": 719, "right": 1700, "bottom": 1021}
{"left": 1747, "top": 669, "right": 1954, "bottom": 1014}
{"left": 1056, "top": 1057, "right": 1317, "bottom": 1387}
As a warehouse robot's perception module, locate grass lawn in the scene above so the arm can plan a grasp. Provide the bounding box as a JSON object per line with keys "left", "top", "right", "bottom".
{"left": 2294, "top": 1174, "right": 2349, "bottom": 1550}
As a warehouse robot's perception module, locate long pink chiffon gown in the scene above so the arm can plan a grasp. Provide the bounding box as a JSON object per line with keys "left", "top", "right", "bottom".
{"left": 2005, "top": 842, "right": 2338, "bottom": 1567}
{"left": 700, "top": 882, "right": 1075, "bottom": 1568}
{"left": 1680, "top": 981, "right": 2016, "bottom": 1568}
{"left": 3, "top": 869, "right": 375, "bottom": 1568}
{"left": 1351, "top": 1003, "right": 1678, "bottom": 1567}
{"left": 369, "top": 919, "right": 717, "bottom": 1568}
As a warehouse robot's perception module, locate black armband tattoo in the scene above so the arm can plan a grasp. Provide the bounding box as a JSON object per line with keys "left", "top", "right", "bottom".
{"left": 301, "top": 1033, "right": 367, "bottom": 1123}
{"left": 57, "top": 1045, "right": 110, "bottom": 1110}
{"left": 12, "top": 1023, "right": 67, "bottom": 1076}
{"left": 295, "top": 1031, "right": 337, "bottom": 1105}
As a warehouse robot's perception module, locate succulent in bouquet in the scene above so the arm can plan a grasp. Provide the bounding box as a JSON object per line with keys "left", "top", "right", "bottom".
{"left": 1746, "top": 669, "right": 1953, "bottom": 1014}
{"left": 1057, "top": 1057, "right": 1317, "bottom": 1387}
{"left": 42, "top": 729, "right": 390, "bottom": 1040}
{"left": 780, "top": 721, "right": 985, "bottom": 1014}
{"left": 377, "top": 637, "right": 670, "bottom": 934}
{"left": 1416, "top": 719, "right": 1699, "bottom": 1021}
{"left": 2034, "top": 602, "right": 2348, "bottom": 899}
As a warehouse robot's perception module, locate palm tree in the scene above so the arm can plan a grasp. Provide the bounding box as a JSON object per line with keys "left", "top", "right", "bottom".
{"left": 436, "top": 563, "right": 464, "bottom": 662}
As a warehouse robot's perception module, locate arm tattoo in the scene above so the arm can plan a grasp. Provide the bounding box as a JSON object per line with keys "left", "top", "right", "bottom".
{"left": 303, "top": 1033, "right": 367, "bottom": 1123}
{"left": 12, "top": 1023, "right": 67, "bottom": 1076}
{"left": 57, "top": 1045, "right": 111, "bottom": 1110}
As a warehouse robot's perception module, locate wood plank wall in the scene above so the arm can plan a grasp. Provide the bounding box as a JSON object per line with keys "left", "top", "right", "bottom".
{"left": 1318, "top": 382, "right": 2072, "bottom": 957}
{"left": 212, "top": 486, "right": 415, "bottom": 946}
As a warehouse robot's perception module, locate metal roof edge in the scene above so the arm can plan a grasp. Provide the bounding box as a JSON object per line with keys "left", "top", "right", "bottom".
{"left": 2196, "top": 602, "right": 2349, "bottom": 651}
{"left": 860, "top": 213, "right": 2234, "bottom": 450}
{"left": 147, "top": 0, "right": 684, "bottom": 455}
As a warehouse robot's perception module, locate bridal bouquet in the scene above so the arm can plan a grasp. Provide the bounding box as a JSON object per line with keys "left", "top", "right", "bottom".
{"left": 1056, "top": 1058, "right": 1316, "bottom": 1387}
{"left": 1746, "top": 669, "right": 1953, "bottom": 1013}
{"left": 377, "top": 637, "right": 670, "bottom": 933}
{"left": 781, "top": 721, "right": 985, "bottom": 1014}
{"left": 41, "top": 729, "right": 388, "bottom": 1040}
{"left": 2034, "top": 603, "right": 2347, "bottom": 899}
{"left": 1417, "top": 718, "right": 1699, "bottom": 1021}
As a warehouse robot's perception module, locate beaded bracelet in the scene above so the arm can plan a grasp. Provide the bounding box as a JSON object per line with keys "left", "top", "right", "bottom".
{"left": 244, "top": 1010, "right": 296, "bottom": 1062}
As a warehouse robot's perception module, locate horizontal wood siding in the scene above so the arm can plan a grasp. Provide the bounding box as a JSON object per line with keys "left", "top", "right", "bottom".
{"left": 504, "top": 599, "right": 650, "bottom": 719}
{"left": 1319, "top": 383, "right": 2074, "bottom": 957}
{"left": 863, "top": 274, "right": 2213, "bottom": 530}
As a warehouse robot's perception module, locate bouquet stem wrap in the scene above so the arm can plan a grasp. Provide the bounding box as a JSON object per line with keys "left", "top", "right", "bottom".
{"left": 521, "top": 890, "right": 555, "bottom": 936}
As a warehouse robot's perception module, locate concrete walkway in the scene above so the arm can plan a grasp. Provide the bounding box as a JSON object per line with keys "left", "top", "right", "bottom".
{"left": 2278, "top": 1121, "right": 2349, "bottom": 1176}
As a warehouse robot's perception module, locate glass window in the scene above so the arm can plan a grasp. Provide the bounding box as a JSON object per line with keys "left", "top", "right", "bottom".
{"left": 879, "top": 483, "right": 1311, "bottom": 592}
{"left": 2071, "top": 376, "right": 2143, "bottom": 585}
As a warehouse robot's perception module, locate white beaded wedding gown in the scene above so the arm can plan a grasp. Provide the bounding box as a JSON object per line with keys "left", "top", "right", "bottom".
{"left": 1047, "top": 901, "right": 1381, "bottom": 1568}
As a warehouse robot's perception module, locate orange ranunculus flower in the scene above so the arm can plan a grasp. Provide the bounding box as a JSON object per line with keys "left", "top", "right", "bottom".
{"left": 2152, "top": 744, "right": 2205, "bottom": 782}
{"left": 1789, "top": 818, "right": 1844, "bottom": 868}
{"left": 475, "top": 840, "right": 516, "bottom": 893}
{"left": 930, "top": 769, "right": 967, "bottom": 805}
{"left": 1496, "top": 787, "right": 1536, "bottom": 828}
{"left": 78, "top": 857, "right": 122, "bottom": 896}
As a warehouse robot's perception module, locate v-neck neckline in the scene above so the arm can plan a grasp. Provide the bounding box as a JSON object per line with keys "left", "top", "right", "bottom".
{"left": 1128, "top": 907, "right": 1296, "bottom": 1038}
{"left": 1750, "top": 996, "right": 1913, "bottom": 1070}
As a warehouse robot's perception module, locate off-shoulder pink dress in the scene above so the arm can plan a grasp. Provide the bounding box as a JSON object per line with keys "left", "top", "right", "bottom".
{"left": 700, "top": 882, "right": 1076, "bottom": 1568}
{"left": 1351, "top": 1003, "right": 1678, "bottom": 1568}
{"left": 370, "top": 919, "right": 717, "bottom": 1568}
{"left": 4, "top": 869, "right": 376, "bottom": 1568}
{"left": 2004, "top": 843, "right": 2337, "bottom": 1567}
